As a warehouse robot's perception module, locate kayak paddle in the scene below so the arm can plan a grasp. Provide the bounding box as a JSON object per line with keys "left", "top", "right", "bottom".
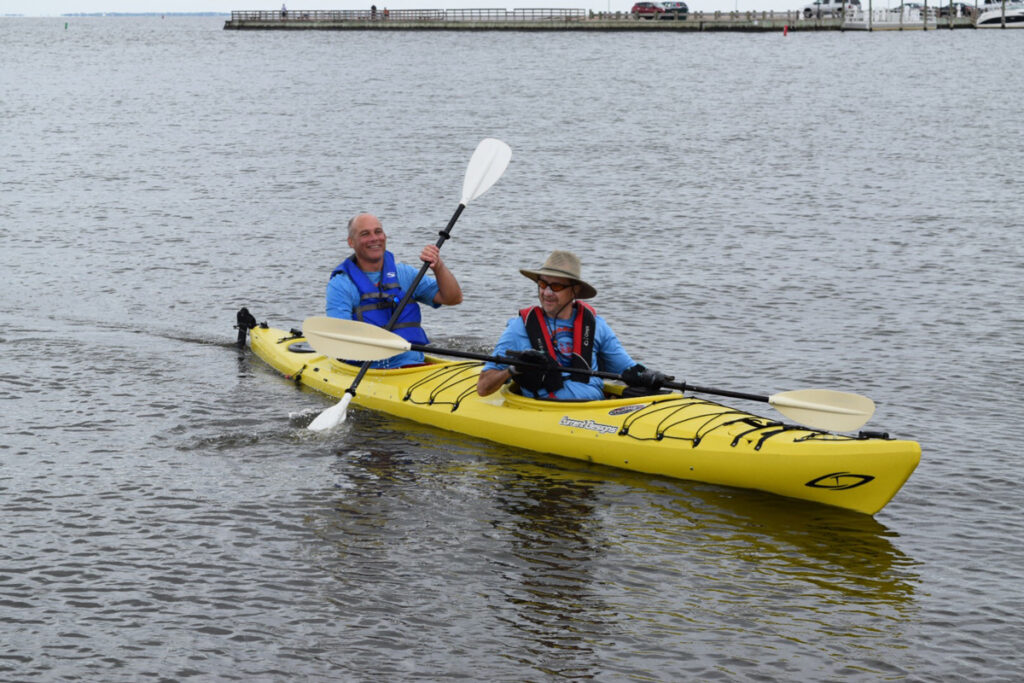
{"left": 302, "top": 317, "right": 876, "bottom": 433}
{"left": 307, "top": 138, "right": 513, "bottom": 432}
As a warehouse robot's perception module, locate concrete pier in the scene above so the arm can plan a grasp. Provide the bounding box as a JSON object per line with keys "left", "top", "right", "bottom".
{"left": 225, "top": 8, "right": 824, "bottom": 31}
{"left": 223, "top": 8, "right": 977, "bottom": 31}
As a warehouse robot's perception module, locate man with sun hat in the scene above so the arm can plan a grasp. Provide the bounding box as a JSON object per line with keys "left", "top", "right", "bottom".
{"left": 476, "top": 250, "right": 669, "bottom": 401}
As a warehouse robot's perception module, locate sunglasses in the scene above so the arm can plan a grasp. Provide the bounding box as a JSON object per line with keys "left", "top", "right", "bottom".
{"left": 537, "top": 278, "right": 573, "bottom": 293}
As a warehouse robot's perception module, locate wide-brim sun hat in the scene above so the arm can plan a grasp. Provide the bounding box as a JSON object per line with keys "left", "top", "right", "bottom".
{"left": 519, "top": 250, "right": 597, "bottom": 300}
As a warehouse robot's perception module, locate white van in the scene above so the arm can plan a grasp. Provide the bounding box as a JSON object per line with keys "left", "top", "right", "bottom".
{"left": 802, "top": 0, "right": 861, "bottom": 17}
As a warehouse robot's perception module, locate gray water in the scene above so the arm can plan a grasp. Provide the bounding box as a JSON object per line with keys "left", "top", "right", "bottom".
{"left": 2, "top": 15, "right": 1023, "bottom": 681}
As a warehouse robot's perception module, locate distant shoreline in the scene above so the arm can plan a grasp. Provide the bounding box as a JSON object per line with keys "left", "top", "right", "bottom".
{"left": 62, "top": 12, "right": 230, "bottom": 16}
{"left": 0, "top": 13, "right": 232, "bottom": 18}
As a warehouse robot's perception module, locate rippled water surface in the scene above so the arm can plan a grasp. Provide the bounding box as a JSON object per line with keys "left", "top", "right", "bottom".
{"left": 2, "top": 16, "right": 1023, "bottom": 680}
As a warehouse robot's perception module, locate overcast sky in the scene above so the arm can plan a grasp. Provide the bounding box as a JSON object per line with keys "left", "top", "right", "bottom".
{"left": 2, "top": 0, "right": 858, "bottom": 17}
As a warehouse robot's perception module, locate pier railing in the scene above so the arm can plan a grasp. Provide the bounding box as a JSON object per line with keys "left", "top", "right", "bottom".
{"left": 227, "top": 8, "right": 976, "bottom": 29}
{"left": 233, "top": 8, "right": 589, "bottom": 22}
{"left": 233, "top": 8, "right": 812, "bottom": 23}
{"left": 231, "top": 8, "right": 814, "bottom": 25}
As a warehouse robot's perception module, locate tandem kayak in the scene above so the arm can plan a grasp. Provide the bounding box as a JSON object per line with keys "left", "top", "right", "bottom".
{"left": 244, "top": 320, "right": 920, "bottom": 515}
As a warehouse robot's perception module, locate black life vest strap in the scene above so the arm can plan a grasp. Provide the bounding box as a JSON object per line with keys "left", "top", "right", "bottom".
{"left": 518, "top": 303, "right": 598, "bottom": 394}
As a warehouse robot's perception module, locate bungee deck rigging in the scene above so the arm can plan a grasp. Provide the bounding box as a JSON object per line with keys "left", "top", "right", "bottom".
{"left": 394, "top": 357, "right": 883, "bottom": 452}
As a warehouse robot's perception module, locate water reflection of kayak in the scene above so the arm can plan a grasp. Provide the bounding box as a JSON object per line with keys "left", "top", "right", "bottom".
{"left": 245, "top": 322, "right": 919, "bottom": 516}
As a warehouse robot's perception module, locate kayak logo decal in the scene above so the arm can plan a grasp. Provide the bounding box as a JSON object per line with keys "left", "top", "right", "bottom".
{"left": 806, "top": 472, "right": 875, "bottom": 491}
{"left": 559, "top": 416, "right": 618, "bottom": 435}
{"left": 608, "top": 404, "right": 646, "bottom": 416}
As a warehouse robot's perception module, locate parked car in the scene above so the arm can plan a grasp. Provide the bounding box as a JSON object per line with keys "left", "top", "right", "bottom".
{"left": 802, "top": 0, "right": 861, "bottom": 18}
{"left": 661, "top": 1, "right": 689, "bottom": 18}
{"left": 631, "top": 1, "right": 665, "bottom": 17}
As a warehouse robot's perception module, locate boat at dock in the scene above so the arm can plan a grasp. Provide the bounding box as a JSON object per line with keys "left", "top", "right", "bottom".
{"left": 976, "top": 1, "right": 1024, "bottom": 26}
{"left": 843, "top": 6, "right": 939, "bottom": 30}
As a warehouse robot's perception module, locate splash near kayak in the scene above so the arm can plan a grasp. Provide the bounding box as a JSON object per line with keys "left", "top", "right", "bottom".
{"left": 240, "top": 316, "right": 920, "bottom": 515}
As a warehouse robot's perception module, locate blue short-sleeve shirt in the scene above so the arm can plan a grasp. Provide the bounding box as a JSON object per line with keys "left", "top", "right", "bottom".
{"left": 483, "top": 309, "right": 636, "bottom": 400}
{"left": 325, "top": 262, "right": 440, "bottom": 368}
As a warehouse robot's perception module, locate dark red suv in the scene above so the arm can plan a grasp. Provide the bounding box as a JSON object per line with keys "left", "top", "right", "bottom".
{"left": 631, "top": 2, "right": 665, "bottom": 17}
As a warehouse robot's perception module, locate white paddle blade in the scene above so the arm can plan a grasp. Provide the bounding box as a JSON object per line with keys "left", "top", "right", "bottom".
{"left": 768, "top": 389, "right": 876, "bottom": 432}
{"left": 460, "top": 138, "right": 512, "bottom": 206}
{"left": 308, "top": 392, "right": 353, "bottom": 432}
{"left": 303, "top": 316, "right": 411, "bottom": 361}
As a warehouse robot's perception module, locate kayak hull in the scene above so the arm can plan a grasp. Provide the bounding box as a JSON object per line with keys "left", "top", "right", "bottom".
{"left": 249, "top": 324, "right": 920, "bottom": 515}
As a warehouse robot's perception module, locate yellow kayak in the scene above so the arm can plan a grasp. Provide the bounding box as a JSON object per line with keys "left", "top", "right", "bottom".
{"left": 247, "top": 323, "right": 920, "bottom": 515}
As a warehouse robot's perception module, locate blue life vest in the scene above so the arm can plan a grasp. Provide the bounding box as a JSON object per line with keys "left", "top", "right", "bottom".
{"left": 330, "top": 251, "right": 429, "bottom": 345}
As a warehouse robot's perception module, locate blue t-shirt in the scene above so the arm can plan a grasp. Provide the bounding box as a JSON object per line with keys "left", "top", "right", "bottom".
{"left": 483, "top": 309, "right": 636, "bottom": 400}
{"left": 325, "top": 261, "right": 440, "bottom": 368}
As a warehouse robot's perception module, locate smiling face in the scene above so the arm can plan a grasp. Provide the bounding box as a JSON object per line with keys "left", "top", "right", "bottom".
{"left": 347, "top": 214, "right": 387, "bottom": 270}
{"left": 536, "top": 276, "right": 577, "bottom": 319}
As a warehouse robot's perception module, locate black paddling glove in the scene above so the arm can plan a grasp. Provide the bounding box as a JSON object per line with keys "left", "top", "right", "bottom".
{"left": 507, "top": 349, "right": 559, "bottom": 393}
{"left": 622, "top": 364, "right": 673, "bottom": 390}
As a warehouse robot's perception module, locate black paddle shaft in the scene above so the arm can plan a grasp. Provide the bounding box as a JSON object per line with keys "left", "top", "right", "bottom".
{"left": 346, "top": 204, "right": 466, "bottom": 395}
{"left": 385, "top": 203, "right": 464, "bottom": 323}
{"left": 407, "top": 343, "right": 772, "bottom": 405}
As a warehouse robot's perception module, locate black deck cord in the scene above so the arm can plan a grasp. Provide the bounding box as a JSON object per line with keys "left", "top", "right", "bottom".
{"left": 619, "top": 396, "right": 746, "bottom": 443}
{"left": 731, "top": 422, "right": 781, "bottom": 448}
{"left": 668, "top": 409, "right": 755, "bottom": 446}
{"left": 754, "top": 427, "right": 804, "bottom": 451}
{"left": 403, "top": 362, "right": 480, "bottom": 409}
{"left": 235, "top": 307, "right": 258, "bottom": 348}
